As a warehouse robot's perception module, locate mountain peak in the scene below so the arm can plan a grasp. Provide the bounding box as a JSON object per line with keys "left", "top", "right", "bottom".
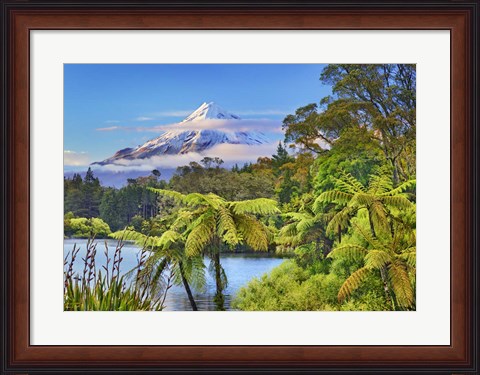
{"left": 181, "top": 102, "right": 241, "bottom": 123}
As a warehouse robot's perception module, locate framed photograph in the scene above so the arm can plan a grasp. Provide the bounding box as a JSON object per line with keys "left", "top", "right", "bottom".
{"left": 1, "top": 1, "right": 478, "bottom": 373}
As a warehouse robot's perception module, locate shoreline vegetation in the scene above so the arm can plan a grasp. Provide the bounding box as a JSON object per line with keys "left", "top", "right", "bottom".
{"left": 64, "top": 64, "right": 416, "bottom": 311}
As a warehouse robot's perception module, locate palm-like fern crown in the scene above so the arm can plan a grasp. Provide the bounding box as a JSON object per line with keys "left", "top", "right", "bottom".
{"left": 110, "top": 228, "right": 207, "bottom": 294}
{"left": 327, "top": 221, "right": 415, "bottom": 309}
{"left": 277, "top": 210, "right": 325, "bottom": 250}
{"left": 148, "top": 188, "right": 280, "bottom": 257}
{"left": 313, "top": 170, "right": 415, "bottom": 236}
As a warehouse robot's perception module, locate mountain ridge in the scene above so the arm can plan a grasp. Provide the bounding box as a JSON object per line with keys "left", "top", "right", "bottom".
{"left": 93, "top": 102, "right": 268, "bottom": 166}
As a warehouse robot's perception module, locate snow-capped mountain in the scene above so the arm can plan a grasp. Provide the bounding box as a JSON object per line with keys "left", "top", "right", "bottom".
{"left": 181, "top": 101, "right": 241, "bottom": 122}
{"left": 93, "top": 102, "right": 269, "bottom": 165}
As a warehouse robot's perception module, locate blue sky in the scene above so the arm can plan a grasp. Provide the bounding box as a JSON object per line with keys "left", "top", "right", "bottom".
{"left": 64, "top": 64, "right": 331, "bottom": 169}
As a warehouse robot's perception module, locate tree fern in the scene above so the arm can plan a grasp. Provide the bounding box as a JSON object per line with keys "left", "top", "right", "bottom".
{"left": 338, "top": 266, "right": 370, "bottom": 302}
{"left": 185, "top": 212, "right": 216, "bottom": 256}
{"left": 229, "top": 198, "right": 280, "bottom": 215}
{"left": 388, "top": 260, "right": 414, "bottom": 308}
{"left": 327, "top": 244, "right": 368, "bottom": 262}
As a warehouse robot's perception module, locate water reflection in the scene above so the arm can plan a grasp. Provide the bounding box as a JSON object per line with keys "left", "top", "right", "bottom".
{"left": 64, "top": 239, "right": 284, "bottom": 311}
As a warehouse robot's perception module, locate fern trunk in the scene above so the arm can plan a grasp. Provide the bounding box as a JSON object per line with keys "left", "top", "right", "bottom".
{"left": 179, "top": 261, "right": 198, "bottom": 311}
{"left": 213, "top": 249, "right": 225, "bottom": 311}
{"left": 380, "top": 266, "right": 395, "bottom": 310}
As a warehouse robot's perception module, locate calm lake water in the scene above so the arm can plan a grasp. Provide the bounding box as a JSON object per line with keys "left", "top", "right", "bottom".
{"left": 64, "top": 239, "right": 284, "bottom": 311}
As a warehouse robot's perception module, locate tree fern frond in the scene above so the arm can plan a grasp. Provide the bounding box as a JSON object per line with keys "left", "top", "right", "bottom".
{"left": 314, "top": 190, "right": 353, "bottom": 212}
{"left": 338, "top": 267, "right": 370, "bottom": 302}
{"left": 278, "top": 222, "right": 298, "bottom": 238}
{"left": 148, "top": 188, "right": 187, "bottom": 204}
{"left": 341, "top": 170, "right": 367, "bottom": 192}
{"left": 381, "top": 195, "right": 414, "bottom": 209}
{"left": 110, "top": 229, "right": 158, "bottom": 249}
{"left": 381, "top": 180, "right": 416, "bottom": 196}
{"left": 327, "top": 244, "right": 368, "bottom": 262}
{"left": 368, "top": 173, "right": 393, "bottom": 195}
{"left": 296, "top": 216, "right": 318, "bottom": 233}
{"left": 235, "top": 213, "right": 269, "bottom": 251}
{"left": 399, "top": 249, "right": 416, "bottom": 268}
{"left": 185, "top": 192, "right": 224, "bottom": 209}
{"left": 388, "top": 261, "right": 414, "bottom": 308}
{"left": 369, "top": 200, "right": 389, "bottom": 234}
{"left": 351, "top": 222, "right": 384, "bottom": 249}
{"left": 326, "top": 207, "right": 355, "bottom": 234}
{"left": 216, "top": 206, "right": 240, "bottom": 248}
{"left": 183, "top": 256, "right": 207, "bottom": 292}
{"left": 230, "top": 198, "right": 280, "bottom": 215}
{"left": 156, "top": 230, "right": 181, "bottom": 248}
{"left": 349, "top": 193, "right": 374, "bottom": 207}
{"left": 185, "top": 212, "right": 215, "bottom": 256}
{"left": 364, "top": 250, "right": 392, "bottom": 269}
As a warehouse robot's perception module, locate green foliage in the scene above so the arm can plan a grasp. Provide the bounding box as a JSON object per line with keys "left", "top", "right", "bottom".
{"left": 64, "top": 215, "right": 111, "bottom": 238}
{"left": 64, "top": 64, "right": 417, "bottom": 312}
{"left": 64, "top": 274, "right": 162, "bottom": 311}
{"left": 233, "top": 257, "right": 389, "bottom": 311}
{"left": 64, "top": 239, "right": 163, "bottom": 311}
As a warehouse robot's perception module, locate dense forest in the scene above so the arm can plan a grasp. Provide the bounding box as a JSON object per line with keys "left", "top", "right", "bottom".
{"left": 64, "top": 64, "right": 416, "bottom": 311}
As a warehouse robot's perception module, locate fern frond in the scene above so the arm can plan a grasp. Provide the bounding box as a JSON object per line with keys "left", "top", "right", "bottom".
{"left": 296, "top": 216, "right": 317, "bottom": 233}
{"left": 341, "top": 170, "right": 367, "bottom": 192}
{"left": 156, "top": 230, "right": 181, "bottom": 248}
{"left": 364, "top": 250, "right": 392, "bottom": 269}
{"left": 235, "top": 213, "right": 269, "bottom": 251}
{"left": 381, "top": 180, "right": 416, "bottom": 196}
{"left": 388, "top": 261, "right": 414, "bottom": 308}
{"left": 349, "top": 193, "right": 374, "bottom": 207}
{"left": 148, "top": 188, "right": 187, "bottom": 204}
{"left": 184, "top": 256, "right": 207, "bottom": 292}
{"left": 185, "top": 192, "right": 224, "bottom": 209}
{"left": 338, "top": 267, "right": 370, "bottom": 302}
{"left": 368, "top": 173, "right": 393, "bottom": 195}
{"left": 216, "top": 206, "right": 239, "bottom": 247}
{"left": 369, "top": 200, "right": 389, "bottom": 234}
{"left": 326, "top": 206, "right": 355, "bottom": 234}
{"left": 315, "top": 190, "right": 353, "bottom": 209}
{"left": 351, "top": 222, "right": 383, "bottom": 249}
{"left": 327, "top": 244, "right": 368, "bottom": 262}
{"left": 399, "top": 249, "right": 416, "bottom": 268}
{"left": 230, "top": 198, "right": 280, "bottom": 215}
{"left": 110, "top": 229, "right": 158, "bottom": 249}
{"left": 380, "top": 195, "right": 414, "bottom": 209}
{"left": 185, "top": 212, "right": 215, "bottom": 256}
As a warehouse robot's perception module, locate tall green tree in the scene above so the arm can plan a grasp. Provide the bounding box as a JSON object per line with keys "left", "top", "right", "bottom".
{"left": 111, "top": 228, "right": 205, "bottom": 311}
{"left": 149, "top": 188, "right": 280, "bottom": 310}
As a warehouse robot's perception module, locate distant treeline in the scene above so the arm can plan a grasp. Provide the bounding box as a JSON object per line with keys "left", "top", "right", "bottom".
{"left": 64, "top": 147, "right": 304, "bottom": 234}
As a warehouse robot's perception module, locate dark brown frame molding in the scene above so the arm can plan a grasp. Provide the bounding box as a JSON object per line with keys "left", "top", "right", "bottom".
{"left": 1, "top": 1, "right": 479, "bottom": 374}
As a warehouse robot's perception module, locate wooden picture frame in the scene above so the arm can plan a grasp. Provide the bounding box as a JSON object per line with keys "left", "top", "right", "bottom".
{"left": 1, "top": 1, "right": 478, "bottom": 373}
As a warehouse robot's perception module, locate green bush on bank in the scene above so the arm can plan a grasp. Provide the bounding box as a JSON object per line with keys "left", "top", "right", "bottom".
{"left": 64, "top": 212, "right": 111, "bottom": 238}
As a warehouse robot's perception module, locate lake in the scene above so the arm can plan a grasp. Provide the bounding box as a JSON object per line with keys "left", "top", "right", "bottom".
{"left": 64, "top": 239, "right": 284, "bottom": 311}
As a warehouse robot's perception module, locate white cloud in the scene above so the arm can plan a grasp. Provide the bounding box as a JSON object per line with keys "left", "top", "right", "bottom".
{"left": 96, "top": 118, "right": 283, "bottom": 134}
{"left": 91, "top": 143, "right": 279, "bottom": 172}
{"left": 64, "top": 150, "right": 90, "bottom": 166}
{"left": 96, "top": 126, "right": 123, "bottom": 132}
{"left": 134, "top": 116, "right": 154, "bottom": 121}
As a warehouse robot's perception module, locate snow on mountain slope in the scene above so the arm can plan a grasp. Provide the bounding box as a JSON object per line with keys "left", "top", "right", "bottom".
{"left": 181, "top": 102, "right": 241, "bottom": 122}
{"left": 93, "top": 102, "right": 269, "bottom": 166}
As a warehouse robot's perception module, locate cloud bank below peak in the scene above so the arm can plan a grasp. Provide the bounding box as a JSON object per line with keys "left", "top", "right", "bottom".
{"left": 90, "top": 142, "right": 279, "bottom": 172}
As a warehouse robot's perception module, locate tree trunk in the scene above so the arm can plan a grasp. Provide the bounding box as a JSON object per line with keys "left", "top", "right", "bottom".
{"left": 213, "top": 250, "right": 225, "bottom": 311}
{"left": 380, "top": 266, "right": 396, "bottom": 311}
{"left": 179, "top": 262, "right": 197, "bottom": 311}
{"left": 368, "top": 210, "right": 377, "bottom": 238}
